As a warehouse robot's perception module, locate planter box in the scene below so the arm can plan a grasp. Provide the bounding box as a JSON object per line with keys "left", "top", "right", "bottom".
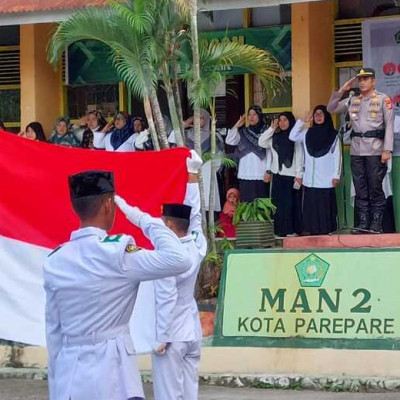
{"left": 236, "top": 221, "right": 275, "bottom": 248}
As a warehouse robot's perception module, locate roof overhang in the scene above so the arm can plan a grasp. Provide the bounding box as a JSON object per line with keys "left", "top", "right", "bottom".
{"left": 0, "top": 0, "right": 322, "bottom": 26}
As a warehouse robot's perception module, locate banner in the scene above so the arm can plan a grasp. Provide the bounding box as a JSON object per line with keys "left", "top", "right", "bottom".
{"left": 0, "top": 130, "right": 189, "bottom": 351}
{"left": 214, "top": 249, "right": 400, "bottom": 350}
{"left": 363, "top": 18, "right": 400, "bottom": 154}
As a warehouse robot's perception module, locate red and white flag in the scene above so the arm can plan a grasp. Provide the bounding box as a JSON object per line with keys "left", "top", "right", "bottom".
{"left": 0, "top": 130, "right": 188, "bottom": 350}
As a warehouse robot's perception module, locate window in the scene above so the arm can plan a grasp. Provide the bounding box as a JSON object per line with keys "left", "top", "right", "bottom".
{"left": 67, "top": 84, "right": 119, "bottom": 119}
{"left": 252, "top": 5, "right": 291, "bottom": 26}
{"left": 0, "top": 25, "right": 20, "bottom": 131}
{"left": 338, "top": 0, "right": 400, "bottom": 19}
{"left": 0, "top": 25, "right": 19, "bottom": 46}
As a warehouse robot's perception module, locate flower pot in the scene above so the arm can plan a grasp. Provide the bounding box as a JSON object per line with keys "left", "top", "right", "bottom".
{"left": 236, "top": 220, "right": 275, "bottom": 248}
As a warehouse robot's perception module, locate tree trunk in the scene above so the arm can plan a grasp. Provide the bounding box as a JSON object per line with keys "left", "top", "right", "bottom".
{"left": 208, "top": 101, "right": 217, "bottom": 254}
{"left": 164, "top": 79, "right": 184, "bottom": 146}
{"left": 144, "top": 96, "right": 160, "bottom": 151}
{"left": 189, "top": 0, "right": 207, "bottom": 231}
{"left": 148, "top": 86, "right": 170, "bottom": 149}
{"left": 172, "top": 61, "right": 185, "bottom": 140}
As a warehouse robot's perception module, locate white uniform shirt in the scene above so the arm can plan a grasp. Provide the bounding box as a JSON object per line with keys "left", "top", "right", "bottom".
{"left": 289, "top": 119, "right": 341, "bottom": 189}
{"left": 93, "top": 130, "right": 138, "bottom": 152}
{"left": 258, "top": 127, "right": 304, "bottom": 178}
{"left": 154, "top": 183, "right": 206, "bottom": 345}
{"left": 44, "top": 215, "right": 191, "bottom": 400}
{"left": 226, "top": 127, "right": 271, "bottom": 180}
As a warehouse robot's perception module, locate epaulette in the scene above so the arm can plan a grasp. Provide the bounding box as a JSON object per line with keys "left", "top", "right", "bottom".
{"left": 101, "top": 234, "right": 124, "bottom": 243}
{"left": 125, "top": 244, "right": 142, "bottom": 253}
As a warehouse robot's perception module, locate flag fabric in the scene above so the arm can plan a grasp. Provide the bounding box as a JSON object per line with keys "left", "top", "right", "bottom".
{"left": 0, "top": 130, "right": 189, "bottom": 351}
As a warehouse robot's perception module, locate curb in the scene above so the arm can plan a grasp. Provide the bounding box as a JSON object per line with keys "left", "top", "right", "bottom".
{"left": 1, "top": 368, "right": 400, "bottom": 392}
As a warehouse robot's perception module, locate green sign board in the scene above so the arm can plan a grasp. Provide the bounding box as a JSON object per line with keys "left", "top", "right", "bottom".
{"left": 68, "top": 40, "right": 119, "bottom": 85}
{"left": 214, "top": 249, "right": 400, "bottom": 350}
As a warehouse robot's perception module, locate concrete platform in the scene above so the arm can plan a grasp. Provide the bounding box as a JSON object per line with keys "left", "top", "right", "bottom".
{"left": 283, "top": 233, "right": 400, "bottom": 249}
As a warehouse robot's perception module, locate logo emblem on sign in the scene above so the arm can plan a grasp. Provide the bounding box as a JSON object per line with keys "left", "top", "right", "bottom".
{"left": 295, "top": 254, "right": 330, "bottom": 288}
{"left": 395, "top": 31, "right": 400, "bottom": 45}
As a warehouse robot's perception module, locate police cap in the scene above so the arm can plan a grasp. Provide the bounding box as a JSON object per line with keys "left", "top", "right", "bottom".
{"left": 356, "top": 68, "right": 375, "bottom": 78}
{"left": 69, "top": 170, "right": 115, "bottom": 199}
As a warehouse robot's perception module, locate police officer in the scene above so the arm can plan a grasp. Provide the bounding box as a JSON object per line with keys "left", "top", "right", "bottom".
{"left": 149, "top": 150, "right": 206, "bottom": 400}
{"left": 327, "top": 68, "right": 394, "bottom": 233}
{"left": 44, "top": 170, "right": 191, "bottom": 400}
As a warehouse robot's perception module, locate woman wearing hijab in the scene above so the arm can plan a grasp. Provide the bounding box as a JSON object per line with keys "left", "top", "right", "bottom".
{"left": 290, "top": 105, "right": 341, "bottom": 235}
{"left": 80, "top": 110, "right": 107, "bottom": 149}
{"left": 49, "top": 117, "right": 81, "bottom": 147}
{"left": 226, "top": 105, "right": 271, "bottom": 202}
{"left": 168, "top": 109, "right": 222, "bottom": 211}
{"left": 132, "top": 117, "right": 146, "bottom": 134}
{"left": 93, "top": 111, "right": 137, "bottom": 152}
{"left": 19, "top": 122, "right": 47, "bottom": 142}
{"left": 258, "top": 112, "right": 304, "bottom": 237}
{"left": 217, "top": 188, "right": 240, "bottom": 238}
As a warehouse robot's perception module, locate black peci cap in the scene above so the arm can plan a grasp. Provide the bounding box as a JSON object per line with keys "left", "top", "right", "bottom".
{"left": 69, "top": 170, "right": 115, "bottom": 199}
{"left": 162, "top": 203, "right": 192, "bottom": 221}
{"left": 356, "top": 68, "right": 375, "bottom": 78}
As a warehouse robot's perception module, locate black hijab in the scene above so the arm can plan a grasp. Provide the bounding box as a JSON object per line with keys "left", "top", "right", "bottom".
{"left": 272, "top": 112, "right": 296, "bottom": 170}
{"left": 237, "top": 105, "right": 267, "bottom": 160}
{"left": 305, "top": 105, "right": 337, "bottom": 158}
{"left": 110, "top": 111, "right": 133, "bottom": 151}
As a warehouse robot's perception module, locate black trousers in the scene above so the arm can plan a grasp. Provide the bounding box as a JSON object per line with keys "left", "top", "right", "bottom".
{"left": 350, "top": 155, "right": 387, "bottom": 215}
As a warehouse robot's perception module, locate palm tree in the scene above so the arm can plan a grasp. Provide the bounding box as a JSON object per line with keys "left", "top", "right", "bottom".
{"left": 180, "top": 39, "right": 285, "bottom": 252}
{"left": 174, "top": 0, "right": 207, "bottom": 229}
{"left": 48, "top": 0, "right": 177, "bottom": 149}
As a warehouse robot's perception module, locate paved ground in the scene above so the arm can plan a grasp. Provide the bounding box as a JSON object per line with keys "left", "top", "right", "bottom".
{"left": 1, "top": 380, "right": 400, "bottom": 400}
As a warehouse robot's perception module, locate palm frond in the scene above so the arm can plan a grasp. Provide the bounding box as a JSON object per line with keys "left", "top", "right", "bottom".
{"left": 202, "top": 152, "right": 237, "bottom": 168}
{"left": 109, "top": 0, "right": 155, "bottom": 34}
{"left": 173, "top": 0, "right": 191, "bottom": 18}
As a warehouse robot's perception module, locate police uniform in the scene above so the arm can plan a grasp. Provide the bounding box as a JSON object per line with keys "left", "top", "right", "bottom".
{"left": 152, "top": 183, "right": 207, "bottom": 400}
{"left": 327, "top": 68, "right": 395, "bottom": 233}
{"left": 43, "top": 171, "right": 191, "bottom": 400}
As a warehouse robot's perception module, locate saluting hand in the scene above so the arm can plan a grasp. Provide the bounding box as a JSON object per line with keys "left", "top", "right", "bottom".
{"left": 303, "top": 110, "right": 313, "bottom": 124}
{"left": 234, "top": 115, "right": 246, "bottom": 129}
{"left": 339, "top": 77, "right": 356, "bottom": 95}
{"left": 102, "top": 121, "right": 114, "bottom": 133}
{"left": 271, "top": 118, "right": 279, "bottom": 130}
{"left": 114, "top": 195, "right": 144, "bottom": 227}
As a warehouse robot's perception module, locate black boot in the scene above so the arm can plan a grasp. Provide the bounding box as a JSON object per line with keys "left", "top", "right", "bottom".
{"left": 369, "top": 211, "right": 383, "bottom": 234}
{"left": 351, "top": 211, "right": 370, "bottom": 234}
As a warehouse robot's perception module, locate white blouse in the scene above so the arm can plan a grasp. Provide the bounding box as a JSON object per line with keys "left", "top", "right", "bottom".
{"left": 226, "top": 127, "right": 271, "bottom": 180}
{"left": 289, "top": 120, "right": 341, "bottom": 189}
{"left": 258, "top": 127, "right": 304, "bottom": 178}
{"left": 93, "top": 131, "right": 138, "bottom": 152}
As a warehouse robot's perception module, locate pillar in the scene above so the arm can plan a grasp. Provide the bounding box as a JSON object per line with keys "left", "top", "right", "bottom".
{"left": 20, "top": 24, "right": 63, "bottom": 137}
{"left": 291, "top": 0, "right": 335, "bottom": 118}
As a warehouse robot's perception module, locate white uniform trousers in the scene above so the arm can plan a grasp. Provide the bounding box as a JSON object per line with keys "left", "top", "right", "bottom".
{"left": 152, "top": 340, "right": 201, "bottom": 400}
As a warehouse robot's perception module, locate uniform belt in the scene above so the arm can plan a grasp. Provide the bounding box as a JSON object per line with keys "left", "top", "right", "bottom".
{"left": 63, "top": 324, "right": 130, "bottom": 347}
{"left": 351, "top": 130, "right": 385, "bottom": 139}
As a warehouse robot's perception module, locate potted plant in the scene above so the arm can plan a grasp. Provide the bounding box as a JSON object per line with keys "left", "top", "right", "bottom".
{"left": 233, "top": 198, "right": 276, "bottom": 248}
